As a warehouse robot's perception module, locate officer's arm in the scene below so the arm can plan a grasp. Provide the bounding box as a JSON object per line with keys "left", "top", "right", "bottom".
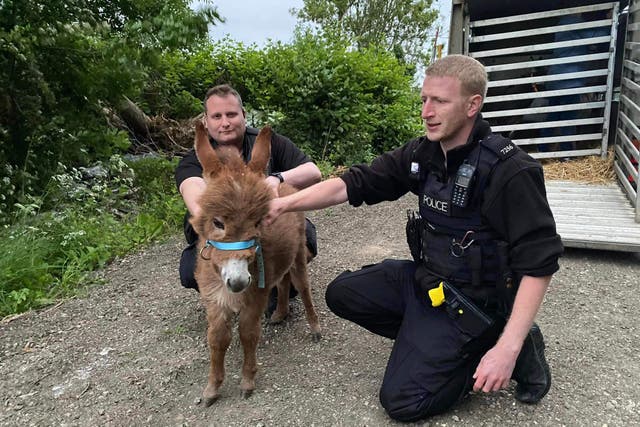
{"left": 179, "top": 177, "right": 207, "bottom": 218}
{"left": 266, "top": 177, "right": 348, "bottom": 224}
{"left": 495, "top": 275, "right": 550, "bottom": 355}
{"left": 267, "top": 161, "right": 321, "bottom": 190}
{"left": 472, "top": 275, "right": 550, "bottom": 392}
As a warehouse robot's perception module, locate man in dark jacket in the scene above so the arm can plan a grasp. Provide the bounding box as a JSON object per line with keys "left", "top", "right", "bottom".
{"left": 266, "top": 55, "right": 563, "bottom": 421}
{"left": 175, "top": 84, "right": 321, "bottom": 294}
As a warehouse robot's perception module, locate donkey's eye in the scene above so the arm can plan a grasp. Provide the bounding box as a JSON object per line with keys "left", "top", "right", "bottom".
{"left": 255, "top": 219, "right": 262, "bottom": 228}
{"left": 213, "top": 219, "right": 225, "bottom": 229}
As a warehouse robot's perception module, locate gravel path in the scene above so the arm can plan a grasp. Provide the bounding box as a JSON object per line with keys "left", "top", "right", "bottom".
{"left": 1, "top": 195, "right": 639, "bottom": 426}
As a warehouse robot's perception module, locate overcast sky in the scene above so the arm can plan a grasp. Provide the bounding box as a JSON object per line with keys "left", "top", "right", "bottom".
{"left": 205, "top": 0, "right": 304, "bottom": 46}
{"left": 200, "top": 0, "right": 452, "bottom": 49}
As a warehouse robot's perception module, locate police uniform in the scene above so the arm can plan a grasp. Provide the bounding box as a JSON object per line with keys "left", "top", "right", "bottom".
{"left": 325, "top": 117, "right": 563, "bottom": 421}
{"left": 175, "top": 127, "right": 318, "bottom": 290}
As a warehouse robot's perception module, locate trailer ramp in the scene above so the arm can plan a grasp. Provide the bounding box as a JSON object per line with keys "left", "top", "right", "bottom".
{"left": 546, "top": 180, "right": 640, "bottom": 251}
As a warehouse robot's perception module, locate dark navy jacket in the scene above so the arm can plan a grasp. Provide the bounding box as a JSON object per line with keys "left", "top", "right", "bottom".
{"left": 340, "top": 117, "right": 563, "bottom": 283}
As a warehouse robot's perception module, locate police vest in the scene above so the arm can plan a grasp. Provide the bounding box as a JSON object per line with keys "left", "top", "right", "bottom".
{"left": 418, "top": 134, "right": 517, "bottom": 289}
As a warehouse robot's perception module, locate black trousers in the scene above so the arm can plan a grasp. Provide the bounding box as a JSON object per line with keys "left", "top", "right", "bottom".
{"left": 325, "top": 259, "right": 500, "bottom": 422}
{"left": 179, "top": 213, "right": 318, "bottom": 291}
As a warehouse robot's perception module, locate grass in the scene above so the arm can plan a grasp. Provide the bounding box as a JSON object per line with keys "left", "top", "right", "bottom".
{"left": 0, "top": 156, "right": 185, "bottom": 318}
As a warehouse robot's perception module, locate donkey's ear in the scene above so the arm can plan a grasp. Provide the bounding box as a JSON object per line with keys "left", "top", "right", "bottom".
{"left": 248, "top": 126, "right": 272, "bottom": 174}
{"left": 194, "top": 120, "right": 222, "bottom": 181}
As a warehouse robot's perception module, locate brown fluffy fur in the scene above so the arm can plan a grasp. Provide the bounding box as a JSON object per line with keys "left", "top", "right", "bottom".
{"left": 190, "top": 121, "right": 321, "bottom": 405}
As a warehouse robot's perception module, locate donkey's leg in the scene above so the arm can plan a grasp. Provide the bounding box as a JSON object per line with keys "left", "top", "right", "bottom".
{"left": 203, "top": 307, "right": 232, "bottom": 406}
{"left": 290, "top": 251, "right": 322, "bottom": 342}
{"left": 269, "top": 272, "right": 291, "bottom": 324}
{"left": 237, "top": 297, "right": 266, "bottom": 398}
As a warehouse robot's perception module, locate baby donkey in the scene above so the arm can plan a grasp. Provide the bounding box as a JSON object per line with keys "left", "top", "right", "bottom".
{"left": 190, "top": 121, "right": 321, "bottom": 406}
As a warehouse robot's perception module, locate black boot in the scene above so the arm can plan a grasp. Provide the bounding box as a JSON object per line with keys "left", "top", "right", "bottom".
{"left": 264, "top": 286, "right": 299, "bottom": 318}
{"left": 512, "top": 323, "right": 551, "bottom": 404}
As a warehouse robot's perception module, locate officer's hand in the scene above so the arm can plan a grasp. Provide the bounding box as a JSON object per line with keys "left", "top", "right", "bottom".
{"left": 472, "top": 344, "right": 518, "bottom": 393}
{"left": 265, "top": 175, "right": 280, "bottom": 198}
{"left": 265, "top": 197, "right": 286, "bottom": 226}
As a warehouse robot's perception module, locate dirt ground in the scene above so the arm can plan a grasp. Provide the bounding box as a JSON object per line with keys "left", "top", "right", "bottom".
{"left": 1, "top": 195, "right": 639, "bottom": 427}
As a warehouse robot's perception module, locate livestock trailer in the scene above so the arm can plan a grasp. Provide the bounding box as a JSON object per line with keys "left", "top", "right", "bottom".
{"left": 449, "top": 0, "right": 640, "bottom": 251}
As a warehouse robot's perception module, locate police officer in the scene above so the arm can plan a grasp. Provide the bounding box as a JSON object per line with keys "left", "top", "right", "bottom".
{"left": 266, "top": 55, "right": 563, "bottom": 421}
{"left": 175, "top": 84, "right": 321, "bottom": 300}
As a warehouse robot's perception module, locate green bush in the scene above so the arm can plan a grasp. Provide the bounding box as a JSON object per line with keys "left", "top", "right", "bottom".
{"left": 0, "top": 156, "right": 184, "bottom": 317}
{"left": 153, "top": 33, "right": 423, "bottom": 165}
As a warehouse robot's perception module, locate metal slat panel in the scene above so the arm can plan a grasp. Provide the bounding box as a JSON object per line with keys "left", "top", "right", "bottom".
{"left": 625, "top": 42, "right": 640, "bottom": 51}
{"left": 614, "top": 164, "right": 638, "bottom": 210}
{"left": 472, "top": 36, "right": 611, "bottom": 58}
{"left": 551, "top": 207, "right": 636, "bottom": 218}
{"left": 615, "top": 128, "right": 640, "bottom": 159}
{"left": 618, "top": 111, "right": 640, "bottom": 141}
{"left": 482, "top": 102, "right": 605, "bottom": 119}
{"left": 623, "top": 59, "right": 640, "bottom": 74}
{"left": 545, "top": 182, "right": 624, "bottom": 196}
{"left": 492, "top": 117, "right": 603, "bottom": 132}
{"left": 513, "top": 134, "right": 602, "bottom": 146}
{"left": 546, "top": 181, "right": 640, "bottom": 251}
{"left": 531, "top": 148, "right": 601, "bottom": 159}
{"left": 548, "top": 196, "right": 631, "bottom": 207}
{"left": 485, "top": 85, "right": 607, "bottom": 103}
{"left": 557, "top": 227, "right": 640, "bottom": 238}
{"left": 484, "top": 53, "right": 610, "bottom": 73}
{"left": 547, "top": 185, "right": 631, "bottom": 196}
{"left": 615, "top": 145, "right": 639, "bottom": 182}
{"left": 628, "top": 23, "right": 640, "bottom": 32}
{"left": 600, "top": 5, "right": 619, "bottom": 159}
{"left": 471, "top": 20, "right": 612, "bottom": 43}
{"left": 622, "top": 77, "right": 640, "bottom": 95}
{"left": 550, "top": 199, "right": 633, "bottom": 208}
{"left": 487, "top": 69, "right": 608, "bottom": 88}
{"left": 470, "top": 3, "right": 616, "bottom": 28}
{"left": 618, "top": 0, "right": 640, "bottom": 218}
{"left": 620, "top": 94, "right": 640, "bottom": 119}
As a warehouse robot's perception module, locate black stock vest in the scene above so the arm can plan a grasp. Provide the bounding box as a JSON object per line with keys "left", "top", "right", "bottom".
{"left": 417, "top": 134, "right": 517, "bottom": 290}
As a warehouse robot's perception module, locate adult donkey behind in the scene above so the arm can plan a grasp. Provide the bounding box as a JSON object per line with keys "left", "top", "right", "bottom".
{"left": 190, "top": 121, "right": 321, "bottom": 406}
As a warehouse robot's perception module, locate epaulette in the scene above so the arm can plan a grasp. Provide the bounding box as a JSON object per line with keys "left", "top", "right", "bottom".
{"left": 245, "top": 127, "right": 260, "bottom": 136}
{"left": 479, "top": 134, "right": 518, "bottom": 160}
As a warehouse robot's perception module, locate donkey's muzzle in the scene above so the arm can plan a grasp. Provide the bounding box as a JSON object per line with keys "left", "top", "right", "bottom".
{"left": 221, "top": 259, "right": 252, "bottom": 293}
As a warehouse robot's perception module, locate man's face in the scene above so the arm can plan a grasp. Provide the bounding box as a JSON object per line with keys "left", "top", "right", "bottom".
{"left": 420, "top": 75, "right": 475, "bottom": 145}
{"left": 204, "top": 94, "right": 247, "bottom": 146}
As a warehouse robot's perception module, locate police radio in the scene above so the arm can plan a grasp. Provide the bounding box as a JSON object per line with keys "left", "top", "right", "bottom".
{"left": 451, "top": 162, "right": 476, "bottom": 207}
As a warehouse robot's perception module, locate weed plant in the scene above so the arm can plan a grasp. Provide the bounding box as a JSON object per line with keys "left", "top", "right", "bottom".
{"left": 0, "top": 155, "right": 184, "bottom": 317}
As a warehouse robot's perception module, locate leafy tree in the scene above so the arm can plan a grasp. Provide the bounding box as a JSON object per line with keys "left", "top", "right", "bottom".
{"left": 292, "top": 0, "right": 438, "bottom": 67}
{"left": 0, "top": 0, "right": 221, "bottom": 222}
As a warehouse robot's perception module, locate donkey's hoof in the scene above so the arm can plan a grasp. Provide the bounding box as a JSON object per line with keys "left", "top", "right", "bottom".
{"left": 241, "top": 388, "right": 254, "bottom": 399}
{"left": 203, "top": 395, "right": 219, "bottom": 407}
{"left": 203, "top": 385, "right": 220, "bottom": 407}
{"left": 269, "top": 312, "right": 287, "bottom": 324}
{"left": 311, "top": 332, "right": 322, "bottom": 343}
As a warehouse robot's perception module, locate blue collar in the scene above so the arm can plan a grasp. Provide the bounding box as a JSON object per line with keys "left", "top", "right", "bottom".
{"left": 204, "top": 239, "right": 265, "bottom": 288}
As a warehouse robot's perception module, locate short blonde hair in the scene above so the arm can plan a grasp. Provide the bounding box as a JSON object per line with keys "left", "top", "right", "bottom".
{"left": 425, "top": 55, "right": 487, "bottom": 98}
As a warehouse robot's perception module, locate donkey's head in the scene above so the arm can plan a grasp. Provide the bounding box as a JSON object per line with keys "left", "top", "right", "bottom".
{"left": 191, "top": 120, "right": 273, "bottom": 293}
